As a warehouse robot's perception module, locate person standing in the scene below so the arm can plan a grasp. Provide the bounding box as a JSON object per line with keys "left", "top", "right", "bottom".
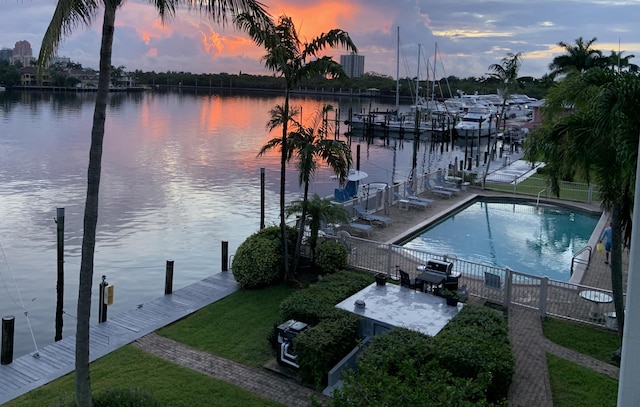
{"left": 599, "top": 222, "right": 612, "bottom": 264}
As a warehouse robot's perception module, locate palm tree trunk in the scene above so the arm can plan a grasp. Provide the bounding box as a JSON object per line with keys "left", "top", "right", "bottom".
{"left": 611, "top": 204, "right": 625, "bottom": 345}
{"left": 293, "top": 181, "right": 310, "bottom": 273}
{"left": 281, "top": 89, "right": 290, "bottom": 281}
{"left": 75, "top": 3, "right": 117, "bottom": 406}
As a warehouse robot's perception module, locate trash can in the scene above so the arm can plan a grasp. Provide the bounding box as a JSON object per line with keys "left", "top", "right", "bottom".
{"left": 604, "top": 312, "right": 617, "bottom": 330}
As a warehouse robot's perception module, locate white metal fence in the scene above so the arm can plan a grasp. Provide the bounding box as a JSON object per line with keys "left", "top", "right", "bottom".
{"left": 332, "top": 235, "right": 617, "bottom": 329}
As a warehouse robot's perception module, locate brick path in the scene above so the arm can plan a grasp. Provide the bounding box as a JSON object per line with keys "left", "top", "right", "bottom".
{"left": 133, "top": 333, "right": 330, "bottom": 407}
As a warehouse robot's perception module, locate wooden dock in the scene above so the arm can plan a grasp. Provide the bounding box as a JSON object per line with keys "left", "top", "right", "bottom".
{"left": 0, "top": 271, "right": 238, "bottom": 404}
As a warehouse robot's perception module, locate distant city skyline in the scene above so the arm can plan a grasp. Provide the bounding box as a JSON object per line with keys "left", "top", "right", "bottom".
{"left": 1, "top": 1, "right": 638, "bottom": 80}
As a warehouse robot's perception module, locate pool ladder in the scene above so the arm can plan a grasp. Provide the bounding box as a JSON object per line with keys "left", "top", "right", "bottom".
{"left": 570, "top": 245, "right": 592, "bottom": 276}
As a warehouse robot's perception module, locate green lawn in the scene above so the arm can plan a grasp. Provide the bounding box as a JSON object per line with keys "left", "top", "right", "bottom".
{"left": 548, "top": 354, "right": 618, "bottom": 407}
{"left": 157, "top": 284, "right": 295, "bottom": 368}
{"left": 542, "top": 317, "right": 620, "bottom": 365}
{"left": 4, "top": 345, "right": 284, "bottom": 407}
{"left": 484, "top": 172, "right": 600, "bottom": 203}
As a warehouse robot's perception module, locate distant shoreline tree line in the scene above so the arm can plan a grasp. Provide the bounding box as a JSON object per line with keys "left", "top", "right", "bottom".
{"left": 1, "top": 57, "right": 554, "bottom": 99}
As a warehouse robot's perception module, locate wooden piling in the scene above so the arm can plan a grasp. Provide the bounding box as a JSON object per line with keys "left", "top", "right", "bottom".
{"left": 165, "top": 260, "right": 174, "bottom": 294}
{"left": 55, "top": 208, "right": 64, "bottom": 342}
{"left": 221, "top": 241, "right": 229, "bottom": 271}
{"left": 1, "top": 316, "right": 14, "bottom": 365}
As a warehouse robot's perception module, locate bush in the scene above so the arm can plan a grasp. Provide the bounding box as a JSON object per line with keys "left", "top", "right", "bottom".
{"left": 314, "top": 240, "right": 348, "bottom": 274}
{"left": 434, "top": 305, "right": 514, "bottom": 403}
{"left": 330, "top": 328, "right": 501, "bottom": 407}
{"left": 231, "top": 226, "right": 297, "bottom": 289}
{"left": 279, "top": 270, "right": 373, "bottom": 325}
{"left": 295, "top": 311, "right": 360, "bottom": 388}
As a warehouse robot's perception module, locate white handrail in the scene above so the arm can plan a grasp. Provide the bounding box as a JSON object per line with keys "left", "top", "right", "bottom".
{"left": 536, "top": 188, "right": 547, "bottom": 208}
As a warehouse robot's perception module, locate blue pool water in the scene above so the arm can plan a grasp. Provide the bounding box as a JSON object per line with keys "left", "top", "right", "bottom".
{"left": 401, "top": 199, "right": 600, "bottom": 282}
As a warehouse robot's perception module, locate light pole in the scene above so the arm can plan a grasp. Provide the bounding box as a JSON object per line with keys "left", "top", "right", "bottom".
{"left": 617, "top": 140, "right": 640, "bottom": 405}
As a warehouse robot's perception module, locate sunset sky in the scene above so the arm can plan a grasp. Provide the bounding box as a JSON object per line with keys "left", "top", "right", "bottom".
{"left": 1, "top": 0, "right": 638, "bottom": 80}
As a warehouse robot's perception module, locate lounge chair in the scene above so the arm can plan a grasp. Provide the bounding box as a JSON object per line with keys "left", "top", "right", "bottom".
{"left": 405, "top": 186, "right": 435, "bottom": 205}
{"left": 346, "top": 222, "right": 373, "bottom": 237}
{"left": 393, "top": 192, "right": 428, "bottom": 210}
{"left": 353, "top": 205, "right": 392, "bottom": 227}
{"left": 433, "top": 175, "right": 461, "bottom": 195}
{"left": 424, "top": 178, "right": 453, "bottom": 199}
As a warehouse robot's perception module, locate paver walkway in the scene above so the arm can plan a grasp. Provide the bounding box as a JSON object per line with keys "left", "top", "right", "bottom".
{"left": 133, "top": 333, "right": 330, "bottom": 407}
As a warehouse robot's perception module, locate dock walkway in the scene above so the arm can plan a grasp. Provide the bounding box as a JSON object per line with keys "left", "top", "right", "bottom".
{"left": 0, "top": 271, "right": 238, "bottom": 404}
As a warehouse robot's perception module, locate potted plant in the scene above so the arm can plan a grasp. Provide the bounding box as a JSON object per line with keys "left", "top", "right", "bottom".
{"left": 375, "top": 273, "right": 387, "bottom": 286}
{"left": 443, "top": 289, "right": 459, "bottom": 306}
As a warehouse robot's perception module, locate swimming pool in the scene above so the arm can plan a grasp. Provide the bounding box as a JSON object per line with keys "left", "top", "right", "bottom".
{"left": 400, "top": 199, "right": 600, "bottom": 282}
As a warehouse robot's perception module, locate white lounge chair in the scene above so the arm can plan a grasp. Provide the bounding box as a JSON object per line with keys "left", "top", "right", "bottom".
{"left": 405, "top": 186, "right": 435, "bottom": 205}
{"left": 394, "top": 192, "right": 428, "bottom": 210}
{"left": 434, "top": 175, "right": 461, "bottom": 195}
{"left": 353, "top": 205, "right": 392, "bottom": 227}
{"left": 424, "top": 178, "right": 453, "bottom": 199}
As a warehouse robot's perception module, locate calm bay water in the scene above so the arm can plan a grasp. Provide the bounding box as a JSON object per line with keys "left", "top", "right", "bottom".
{"left": 0, "top": 89, "right": 467, "bottom": 357}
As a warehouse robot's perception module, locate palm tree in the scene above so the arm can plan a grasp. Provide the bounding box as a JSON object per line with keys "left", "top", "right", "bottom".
{"left": 286, "top": 194, "right": 351, "bottom": 258}
{"left": 236, "top": 13, "right": 357, "bottom": 282}
{"left": 605, "top": 50, "right": 639, "bottom": 73}
{"left": 482, "top": 52, "right": 522, "bottom": 187}
{"left": 548, "top": 37, "right": 606, "bottom": 78}
{"left": 525, "top": 68, "right": 640, "bottom": 346}
{"left": 259, "top": 104, "right": 352, "bottom": 271}
{"left": 37, "top": 1, "right": 269, "bottom": 406}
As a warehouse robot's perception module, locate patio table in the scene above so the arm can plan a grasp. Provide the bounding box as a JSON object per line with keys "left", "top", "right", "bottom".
{"left": 579, "top": 290, "right": 613, "bottom": 321}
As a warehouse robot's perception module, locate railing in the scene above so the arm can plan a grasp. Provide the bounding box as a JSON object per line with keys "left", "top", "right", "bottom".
{"left": 484, "top": 175, "right": 600, "bottom": 204}
{"left": 536, "top": 188, "right": 546, "bottom": 208}
{"left": 570, "top": 246, "right": 592, "bottom": 276}
{"left": 328, "top": 234, "right": 616, "bottom": 329}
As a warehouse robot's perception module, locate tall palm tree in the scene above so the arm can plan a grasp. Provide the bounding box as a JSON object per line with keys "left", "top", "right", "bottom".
{"left": 525, "top": 68, "right": 640, "bottom": 346}
{"left": 482, "top": 52, "right": 522, "bottom": 187}
{"left": 548, "top": 37, "right": 606, "bottom": 78}
{"left": 259, "top": 105, "right": 352, "bottom": 270}
{"left": 286, "top": 194, "right": 351, "bottom": 258}
{"left": 236, "top": 13, "right": 357, "bottom": 282}
{"left": 605, "top": 50, "right": 639, "bottom": 73}
{"left": 37, "top": 1, "right": 269, "bottom": 406}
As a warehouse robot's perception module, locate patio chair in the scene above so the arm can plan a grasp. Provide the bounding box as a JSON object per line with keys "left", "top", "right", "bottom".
{"left": 393, "top": 192, "right": 428, "bottom": 210}
{"left": 405, "top": 186, "right": 435, "bottom": 205}
{"left": 399, "top": 269, "right": 422, "bottom": 290}
{"left": 484, "top": 272, "right": 503, "bottom": 289}
{"left": 346, "top": 222, "right": 373, "bottom": 237}
{"left": 353, "top": 205, "right": 393, "bottom": 227}
{"left": 424, "top": 178, "right": 453, "bottom": 199}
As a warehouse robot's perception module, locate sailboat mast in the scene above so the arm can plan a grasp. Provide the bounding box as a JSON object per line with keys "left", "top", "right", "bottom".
{"left": 431, "top": 43, "right": 438, "bottom": 103}
{"left": 395, "top": 26, "right": 400, "bottom": 114}
{"left": 415, "top": 44, "right": 421, "bottom": 105}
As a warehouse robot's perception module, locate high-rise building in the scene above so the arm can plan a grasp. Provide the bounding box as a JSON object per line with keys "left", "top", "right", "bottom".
{"left": 0, "top": 48, "right": 12, "bottom": 61}
{"left": 11, "top": 40, "right": 35, "bottom": 66}
{"left": 340, "top": 53, "right": 365, "bottom": 78}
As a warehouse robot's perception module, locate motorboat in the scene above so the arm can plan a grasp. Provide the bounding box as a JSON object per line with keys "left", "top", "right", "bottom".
{"left": 454, "top": 103, "right": 497, "bottom": 138}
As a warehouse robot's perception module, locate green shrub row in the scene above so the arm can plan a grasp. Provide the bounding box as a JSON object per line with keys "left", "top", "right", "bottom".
{"left": 329, "top": 305, "right": 513, "bottom": 406}
{"left": 294, "top": 311, "right": 360, "bottom": 388}
{"left": 279, "top": 270, "right": 374, "bottom": 325}
{"left": 276, "top": 270, "right": 373, "bottom": 388}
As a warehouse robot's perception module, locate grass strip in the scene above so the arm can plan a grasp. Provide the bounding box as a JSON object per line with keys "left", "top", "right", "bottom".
{"left": 547, "top": 354, "right": 618, "bottom": 407}
{"left": 5, "top": 345, "right": 283, "bottom": 407}
{"left": 157, "top": 284, "right": 295, "bottom": 368}
{"left": 542, "top": 317, "right": 620, "bottom": 366}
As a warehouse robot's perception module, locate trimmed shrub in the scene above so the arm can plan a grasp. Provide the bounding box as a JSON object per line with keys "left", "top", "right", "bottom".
{"left": 434, "top": 305, "right": 514, "bottom": 403}
{"left": 330, "top": 328, "right": 500, "bottom": 407}
{"left": 314, "top": 240, "right": 348, "bottom": 274}
{"left": 231, "top": 225, "right": 297, "bottom": 289}
{"left": 279, "top": 270, "right": 373, "bottom": 325}
{"left": 294, "top": 310, "right": 360, "bottom": 388}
